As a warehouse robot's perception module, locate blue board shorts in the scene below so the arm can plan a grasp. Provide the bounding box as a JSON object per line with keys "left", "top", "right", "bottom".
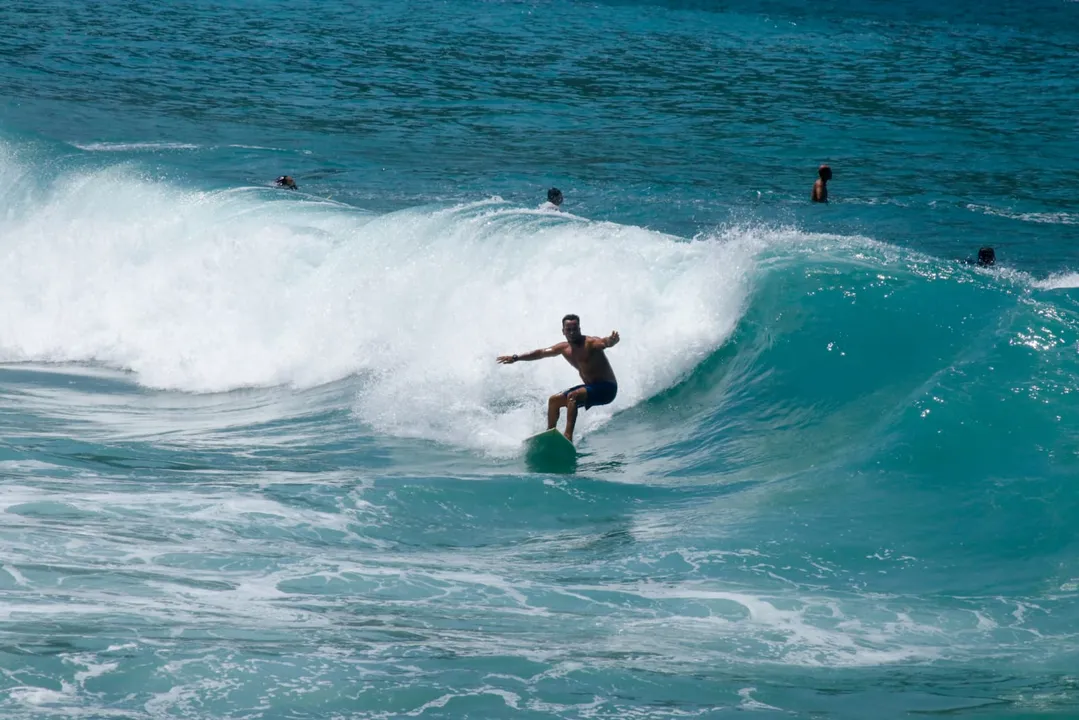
{"left": 562, "top": 381, "right": 618, "bottom": 410}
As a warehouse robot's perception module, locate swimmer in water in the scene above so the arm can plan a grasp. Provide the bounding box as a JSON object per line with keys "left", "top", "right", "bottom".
{"left": 811, "top": 164, "right": 832, "bottom": 203}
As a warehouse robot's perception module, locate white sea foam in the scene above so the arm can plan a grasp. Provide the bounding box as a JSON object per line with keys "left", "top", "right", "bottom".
{"left": 0, "top": 156, "right": 758, "bottom": 452}
{"left": 1034, "top": 272, "right": 1079, "bottom": 290}
{"left": 72, "top": 141, "right": 201, "bottom": 152}
{"left": 966, "top": 203, "right": 1079, "bottom": 226}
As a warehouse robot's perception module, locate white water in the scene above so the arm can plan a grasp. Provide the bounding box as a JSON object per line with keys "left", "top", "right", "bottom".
{"left": 0, "top": 155, "right": 756, "bottom": 452}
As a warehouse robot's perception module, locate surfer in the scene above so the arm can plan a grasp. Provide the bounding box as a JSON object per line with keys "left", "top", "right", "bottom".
{"left": 274, "top": 175, "right": 298, "bottom": 190}
{"left": 497, "top": 314, "right": 619, "bottom": 442}
{"left": 811, "top": 164, "right": 832, "bottom": 203}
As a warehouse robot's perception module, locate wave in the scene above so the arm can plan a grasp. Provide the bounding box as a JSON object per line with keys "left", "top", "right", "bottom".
{"left": 4, "top": 138, "right": 1079, "bottom": 470}
{"left": 0, "top": 148, "right": 754, "bottom": 453}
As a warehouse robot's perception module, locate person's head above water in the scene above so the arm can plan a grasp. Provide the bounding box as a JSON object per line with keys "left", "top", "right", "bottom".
{"left": 977, "top": 247, "right": 996, "bottom": 267}
{"left": 562, "top": 313, "right": 583, "bottom": 346}
{"left": 274, "top": 175, "right": 298, "bottom": 190}
{"left": 818, "top": 164, "right": 832, "bottom": 181}
{"left": 548, "top": 187, "right": 564, "bottom": 206}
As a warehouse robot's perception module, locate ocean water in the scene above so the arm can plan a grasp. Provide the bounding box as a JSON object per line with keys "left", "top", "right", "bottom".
{"left": 2, "top": 0, "right": 1079, "bottom": 717}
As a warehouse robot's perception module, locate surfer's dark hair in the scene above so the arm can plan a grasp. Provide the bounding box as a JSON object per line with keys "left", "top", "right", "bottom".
{"left": 562, "top": 314, "right": 580, "bottom": 327}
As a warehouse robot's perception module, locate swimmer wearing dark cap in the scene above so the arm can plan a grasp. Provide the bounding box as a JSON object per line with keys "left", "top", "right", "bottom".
{"left": 542, "top": 187, "right": 563, "bottom": 210}
{"left": 960, "top": 247, "right": 996, "bottom": 267}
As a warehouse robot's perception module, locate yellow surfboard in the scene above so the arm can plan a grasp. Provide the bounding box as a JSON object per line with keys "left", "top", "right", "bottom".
{"left": 524, "top": 429, "right": 577, "bottom": 473}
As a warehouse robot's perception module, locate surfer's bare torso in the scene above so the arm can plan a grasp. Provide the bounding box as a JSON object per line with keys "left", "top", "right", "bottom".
{"left": 553, "top": 336, "right": 617, "bottom": 385}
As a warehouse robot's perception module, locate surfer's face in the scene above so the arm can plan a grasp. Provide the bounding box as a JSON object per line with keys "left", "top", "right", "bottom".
{"left": 563, "top": 320, "right": 583, "bottom": 345}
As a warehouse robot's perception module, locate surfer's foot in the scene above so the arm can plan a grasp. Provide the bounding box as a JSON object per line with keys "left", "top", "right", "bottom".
{"left": 564, "top": 430, "right": 573, "bottom": 443}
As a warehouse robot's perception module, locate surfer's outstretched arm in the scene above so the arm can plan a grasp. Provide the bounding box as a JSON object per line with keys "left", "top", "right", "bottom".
{"left": 497, "top": 342, "right": 566, "bottom": 364}
{"left": 601, "top": 331, "right": 620, "bottom": 348}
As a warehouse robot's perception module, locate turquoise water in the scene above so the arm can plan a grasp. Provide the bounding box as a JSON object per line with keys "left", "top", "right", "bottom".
{"left": 2, "top": 0, "right": 1079, "bottom": 717}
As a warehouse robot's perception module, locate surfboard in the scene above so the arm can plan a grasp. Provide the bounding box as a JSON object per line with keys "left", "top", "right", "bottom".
{"left": 524, "top": 428, "right": 577, "bottom": 473}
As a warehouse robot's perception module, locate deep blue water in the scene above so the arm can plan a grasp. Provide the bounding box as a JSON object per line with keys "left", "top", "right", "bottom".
{"left": 2, "top": 0, "right": 1079, "bottom": 717}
